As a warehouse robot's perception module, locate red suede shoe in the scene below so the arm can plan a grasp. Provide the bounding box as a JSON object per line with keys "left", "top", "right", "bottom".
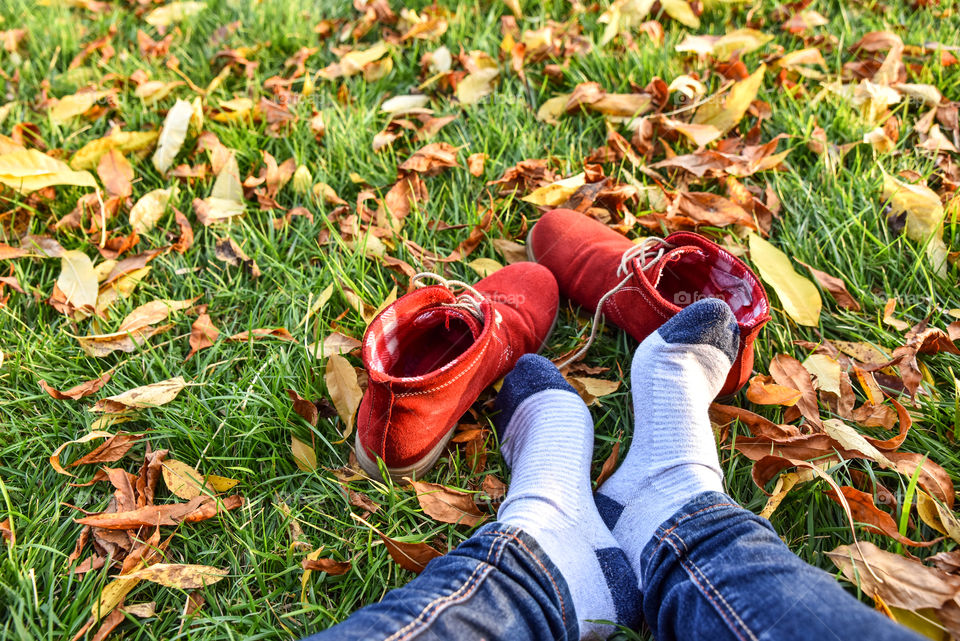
{"left": 355, "top": 263, "right": 559, "bottom": 480}
{"left": 527, "top": 208, "right": 769, "bottom": 395}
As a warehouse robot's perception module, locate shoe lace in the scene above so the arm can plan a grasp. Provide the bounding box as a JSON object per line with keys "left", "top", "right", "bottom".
{"left": 410, "top": 272, "right": 486, "bottom": 323}
{"left": 557, "top": 237, "right": 673, "bottom": 369}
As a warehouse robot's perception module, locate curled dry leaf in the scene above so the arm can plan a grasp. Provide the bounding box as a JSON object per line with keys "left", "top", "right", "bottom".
{"left": 152, "top": 99, "right": 194, "bottom": 175}
{"left": 91, "top": 377, "right": 187, "bottom": 414}
{"left": 75, "top": 494, "right": 244, "bottom": 529}
{"left": 769, "top": 354, "right": 821, "bottom": 428}
{"left": 214, "top": 237, "right": 261, "bottom": 278}
{"left": 568, "top": 376, "right": 620, "bottom": 406}
{"left": 301, "top": 555, "right": 352, "bottom": 575}
{"left": 50, "top": 431, "right": 138, "bottom": 476}
{"left": 75, "top": 324, "right": 173, "bottom": 358}
{"left": 467, "top": 153, "right": 487, "bottom": 177}
{"left": 120, "top": 563, "right": 228, "bottom": 589}
{"left": 745, "top": 374, "right": 802, "bottom": 406}
{"left": 40, "top": 371, "right": 112, "bottom": 400}
{"left": 228, "top": 327, "right": 295, "bottom": 342}
{"left": 380, "top": 533, "right": 444, "bottom": 574}
{"left": 308, "top": 332, "right": 362, "bottom": 359}
{"left": 409, "top": 479, "right": 485, "bottom": 526}
{"left": 118, "top": 297, "right": 198, "bottom": 333}
{"left": 595, "top": 440, "right": 621, "bottom": 488}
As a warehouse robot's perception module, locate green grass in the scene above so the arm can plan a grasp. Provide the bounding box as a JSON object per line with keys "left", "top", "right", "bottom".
{"left": 1, "top": 0, "right": 959, "bottom": 639}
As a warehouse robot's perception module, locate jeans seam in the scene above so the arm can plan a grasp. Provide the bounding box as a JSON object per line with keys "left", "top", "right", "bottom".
{"left": 486, "top": 529, "right": 568, "bottom": 628}
{"left": 663, "top": 533, "right": 759, "bottom": 641}
{"left": 649, "top": 502, "right": 738, "bottom": 558}
{"left": 382, "top": 563, "right": 493, "bottom": 641}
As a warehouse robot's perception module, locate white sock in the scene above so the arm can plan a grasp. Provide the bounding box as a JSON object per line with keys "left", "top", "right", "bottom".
{"left": 595, "top": 299, "right": 738, "bottom": 582}
{"left": 496, "top": 355, "right": 641, "bottom": 640}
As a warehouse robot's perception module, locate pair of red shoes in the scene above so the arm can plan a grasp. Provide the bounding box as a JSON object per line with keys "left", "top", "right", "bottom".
{"left": 354, "top": 209, "right": 770, "bottom": 479}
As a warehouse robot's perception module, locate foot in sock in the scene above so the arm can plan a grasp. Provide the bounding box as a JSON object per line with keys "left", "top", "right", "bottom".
{"left": 595, "top": 298, "right": 739, "bottom": 580}
{"left": 495, "top": 354, "right": 641, "bottom": 640}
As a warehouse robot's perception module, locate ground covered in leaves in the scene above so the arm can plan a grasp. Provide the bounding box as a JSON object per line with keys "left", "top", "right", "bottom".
{"left": 1, "top": 0, "right": 959, "bottom": 639}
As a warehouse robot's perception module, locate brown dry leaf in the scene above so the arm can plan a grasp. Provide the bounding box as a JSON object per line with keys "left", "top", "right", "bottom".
{"left": 50, "top": 431, "right": 138, "bottom": 476}
{"left": 398, "top": 142, "right": 459, "bottom": 175}
{"left": 798, "top": 261, "right": 861, "bottom": 311}
{"left": 595, "top": 440, "right": 621, "bottom": 488}
{"left": 75, "top": 495, "right": 244, "bottom": 529}
{"left": 380, "top": 533, "right": 444, "bottom": 573}
{"left": 674, "top": 191, "right": 755, "bottom": 228}
{"left": 745, "top": 374, "right": 802, "bottom": 406}
{"left": 120, "top": 563, "right": 228, "bottom": 588}
{"left": 40, "top": 371, "right": 113, "bottom": 400}
{"left": 829, "top": 541, "right": 960, "bottom": 634}
{"left": 482, "top": 474, "right": 507, "bottom": 502}
{"left": 409, "top": 480, "right": 485, "bottom": 526}
{"left": 0, "top": 518, "right": 13, "bottom": 546}
{"left": 325, "top": 354, "right": 363, "bottom": 439}
{"left": 492, "top": 238, "right": 528, "bottom": 264}
{"left": 215, "top": 237, "right": 261, "bottom": 278}
{"left": 228, "top": 327, "right": 295, "bottom": 342}
{"left": 302, "top": 555, "right": 352, "bottom": 575}
{"left": 186, "top": 313, "right": 219, "bottom": 360}
{"left": 90, "top": 377, "right": 187, "bottom": 414}
{"left": 97, "top": 149, "right": 133, "bottom": 199}
{"left": 568, "top": 376, "right": 620, "bottom": 406}
{"left": 467, "top": 153, "right": 487, "bottom": 177}
{"left": 769, "top": 354, "right": 821, "bottom": 427}
{"left": 291, "top": 435, "right": 317, "bottom": 472}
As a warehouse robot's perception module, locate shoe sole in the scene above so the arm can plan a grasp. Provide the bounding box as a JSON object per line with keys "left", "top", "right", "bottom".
{"left": 355, "top": 235, "right": 559, "bottom": 482}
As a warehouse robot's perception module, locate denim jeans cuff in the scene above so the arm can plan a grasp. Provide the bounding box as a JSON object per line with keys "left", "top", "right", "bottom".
{"left": 474, "top": 522, "right": 578, "bottom": 634}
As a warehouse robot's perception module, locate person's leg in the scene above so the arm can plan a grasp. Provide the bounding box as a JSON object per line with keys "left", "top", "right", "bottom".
{"left": 301, "top": 521, "right": 576, "bottom": 641}
{"left": 596, "top": 298, "right": 923, "bottom": 641}
{"left": 305, "top": 354, "right": 640, "bottom": 641}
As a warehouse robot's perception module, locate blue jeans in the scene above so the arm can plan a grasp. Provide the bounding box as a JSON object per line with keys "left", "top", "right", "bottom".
{"left": 303, "top": 492, "right": 921, "bottom": 641}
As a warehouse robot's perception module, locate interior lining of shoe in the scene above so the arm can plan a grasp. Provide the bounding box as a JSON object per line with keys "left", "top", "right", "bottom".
{"left": 653, "top": 250, "right": 766, "bottom": 324}
{"left": 383, "top": 310, "right": 479, "bottom": 378}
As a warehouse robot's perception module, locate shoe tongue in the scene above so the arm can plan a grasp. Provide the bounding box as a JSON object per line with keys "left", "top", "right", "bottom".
{"left": 412, "top": 304, "right": 484, "bottom": 339}
{"left": 635, "top": 245, "right": 706, "bottom": 288}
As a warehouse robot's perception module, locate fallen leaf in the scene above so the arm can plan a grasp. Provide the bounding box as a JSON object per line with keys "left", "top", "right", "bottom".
{"left": 325, "top": 354, "right": 362, "bottom": 439}
{"left": 568, "top": 376, "right": 621, "bottom": 406}
{"left": 162, "top": 460, "right": 206, "bottom": 499}
{"left": 882, "top": 172, "right": 947, "bottom": 277}
{"left": 802, "top": 353, "right": 841, "bottom": 396}
{"left": 57, "top": 250, "right": 99, "bottom": 312}
{"left": 301, "top": 555, "right": 351, "bottom": 575}
{"left": 466, "top": 257, "right": 503, "bottom": 278}
{"left": 120, "top": 563, "right": 227, "bottom": 589}
{"left": 152, "top": 99, "right": 194, "bottom": 175}
{"left": 522, "top": 173, "right": 586, "bottom": 207}
{"left": 883, "top": 298, "right": 910, "bottom": 331}
{"left": 308, "top": 333, "right": 362, "bottom": 359}
{"left": 398, "top": 142, "right": 459, "bottom": 175}
{"left": 75, "top": 495, "right": 243, "bottom": 529}
{"left": 456, "top": 67, "right": 499, "bottom": 105}
{"left": 117, "top": 298, "right": 197, "bottom": 333}
{"left": 769, "top": 354, "right": 821, "bottom": 427}
{"left": 595, "top": 440, "right": 621, "bottom": 487}
{"left": 821, "top": 419, "right": 893, "bottom": 469}
{"left": 70, "top": 131, "right": 159, "bottom": 171}
{"left": 379, "top": 533, "right": 444, "bottom": 573}
{"left": 409, "top": 480, "right": 485, "bottom": 526}
{"left": 228, "top": 328, "right": 295, "bottom": 342}
{"left": 748, "top": 233, "right": 822, "bottom": 327}
{"left": 694, "top": 65, "right": 765, "bottom": 134}
{"left": 50, "top": 431, "right": 138, "bottom": 476}
{"left": 129, "top": 188, "right": 172, "bottom": 234}
{"left": 291, "top": 435, "right": 317, "bottom": 472}
{"left": 799, "top": 261, "right": 861, "bottom": 311}
{"left": 467, "top": 153, "right": 487, "bottom": 177}
{"left": 745, "top": 374, "right": 802, "bottom": 406}
{"left": 186, "top": 313, "right": 219, "bottom": 360}
{"left": 76, "top": 325, "right": 172, "bottom": 358}
{"left": 91, "top": 377, "right": 187, "bottom": 414}
{"left": 40, "top": 371, "right": 112, "bottom": 400}
{"left": 97, "top": 149, "right": 133, "bottom": 199}
{"left": 214, "top": 237, "right": 261, "bottom": 278}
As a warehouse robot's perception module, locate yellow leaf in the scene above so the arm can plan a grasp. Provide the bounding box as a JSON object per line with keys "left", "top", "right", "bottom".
{"left": 881, "top": 172, "right": 947, "bottom": 277}
{"left": 916, "top": 490, "right": 960, "bottom": 543}
{"left": 381, "top": 94, "right": 430, "bottom": 114}
{"left": 92, "top": 577, "right": 140, "bottom": 623}
{"left": 0, "top": 149, "right": 97, "bottom": 193}
{"left": 467, "top": 258, "right": 503, "bottom": 278}
{"left": 660, "top": 117, "right": 723, "bottom": 147}
{"left": 49, "top": 91, "right": 111, "bottom": 124}
{"left": 676, "top": 28, "right": 772, "bottom": 60}
{"left": 536, "top": 94, "right": 570, "bottom": 125}
{"left": 568, "top": 376, "right": 621, "bottom": 406}
{"left": 802, "top": 354, "right": 841, "bottom": 396}
{"left": 91, "top": 377, "right": 187, "bottom": 413}
{"left": 694, "top": 64, "right": 765, "bottom": 134}
{"left": 134, "top": 80, "right": 185, "bottom": 105}
{"left": 144, "top": 1, "right": 205, "bottom": 27}
{"left": 119, "top": 563, "right": 227, "bottom": 589}
{"left": 821, "top": 419, "right": 894, "bottom": 468}
{"left": 162, "top": 459, "right": 206, "bottom": 499}
{"left": 117, "top": 298, "right": 197, "bottom": 333}
{"left": 747, "top": 233, "right": 821, "bottom": 326}
{"left": 291, "top": 435, "right": 317, "bottom": 472}
{"left": 152, "top": 99, "right": 194, "bottom": 175}
{"left": 759, "top": 468, "right": 815, "bottom": 519}
{"left": 456, "top": 68, "right": 500, "bottom": 106}
{"left": 205, "top": 474, "right": 240, "bottom": 492}
{"left": 522, "top": 173, "right": 585, "bottom": 207}
{"left": 129, "top": 188, "right": 172, "bottom": 233}
{"left": 325, "top": 354, "right": 363, "bottom": 440}
{"left": 57, "top": 250, "right": 98, "bottom": 310}
{"left": 195, "top": 154, "right": 245, "bottom": 225}
{"left": 660, "top": 0, "right": 700, "bottom": 28}
{"left": 70, "top": 131, "right": 159, "bottom": 170}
